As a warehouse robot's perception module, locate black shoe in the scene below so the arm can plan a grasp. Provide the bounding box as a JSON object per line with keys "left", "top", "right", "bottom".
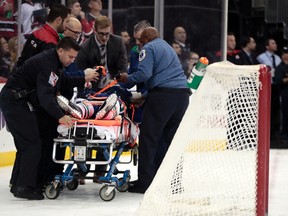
{"left": 10, "top": 185, "right": 15, "bottom": 194}
{"left": 13, "top": 186, "right": 44, "bottom": 200}
{"left": 128, "top": 181, "right": 147, "bottom": 194}
{"left": 129, "top": 180, "right": 138, "bottom": 187}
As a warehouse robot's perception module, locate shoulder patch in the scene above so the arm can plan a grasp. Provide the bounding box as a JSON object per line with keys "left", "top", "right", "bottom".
{"left": 139, "top": 50, "right": 146, "bottom": 62}
{"left": 48, "top": 72, "right": 58, "bottom": 87}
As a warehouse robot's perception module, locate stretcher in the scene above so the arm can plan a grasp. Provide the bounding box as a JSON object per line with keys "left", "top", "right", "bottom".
{"left": 44, "top": 116, "right": 139, "bottom": 201}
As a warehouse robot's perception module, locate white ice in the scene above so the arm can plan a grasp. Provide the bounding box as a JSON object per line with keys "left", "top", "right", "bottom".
{"left": 0, "top": 150, "right": 288, "bottom": 216}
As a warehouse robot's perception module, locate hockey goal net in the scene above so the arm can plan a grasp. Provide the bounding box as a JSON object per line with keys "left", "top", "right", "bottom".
{"left": 136, "top": 62, "right": 270, "bottom": 216}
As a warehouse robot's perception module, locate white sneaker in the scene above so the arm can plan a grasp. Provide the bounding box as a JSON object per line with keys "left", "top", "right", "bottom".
{"left": 95, "top": 93, "right": 118, "bottom": 120}
{"left": 57, "top": 95, "right": 82, "bottom": 119}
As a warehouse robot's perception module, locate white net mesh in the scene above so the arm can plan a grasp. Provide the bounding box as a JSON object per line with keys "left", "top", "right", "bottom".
{"left": 136, "top": 62, "right": 263, "bottom": 216}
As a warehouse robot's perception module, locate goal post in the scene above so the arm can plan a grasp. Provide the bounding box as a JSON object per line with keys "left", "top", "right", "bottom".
{"left": 257, "top": 65, "right": 271, "bottom": 215}
{"left": 136, "top": 62, "right": 271, "bottom": 216}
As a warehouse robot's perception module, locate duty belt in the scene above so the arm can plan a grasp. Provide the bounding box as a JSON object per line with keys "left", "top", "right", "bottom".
{"left": 10, "top": 89, "right": 35, "bottom": 100}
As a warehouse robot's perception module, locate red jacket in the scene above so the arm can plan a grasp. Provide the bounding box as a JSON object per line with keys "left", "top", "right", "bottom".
{"left": 17, "top": 23, "right": 60, "bottom": 67}
{"left": 0, "top": 0, "right": 17, "bottom": 39}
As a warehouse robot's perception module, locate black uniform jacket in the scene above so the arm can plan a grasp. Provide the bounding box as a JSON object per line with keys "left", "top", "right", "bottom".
{"left": 5, "top": 49, "right": 86, "bottom": 120}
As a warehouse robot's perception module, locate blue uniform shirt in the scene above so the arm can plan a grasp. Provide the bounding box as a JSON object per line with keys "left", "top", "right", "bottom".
{"left": 127, "top": 38, "right": 187, "bottom": 90}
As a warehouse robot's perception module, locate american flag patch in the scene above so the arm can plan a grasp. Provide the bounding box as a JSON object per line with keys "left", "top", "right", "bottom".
{"left": 48, "top": 72, "right": 58, "bottom": 87}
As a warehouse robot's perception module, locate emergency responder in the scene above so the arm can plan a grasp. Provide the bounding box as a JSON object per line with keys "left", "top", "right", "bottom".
{"left": 118, "top": 27, "right": 191, "bottom": 193}
{"left": 0, "top": 37, "right": 99, "bottom": 200}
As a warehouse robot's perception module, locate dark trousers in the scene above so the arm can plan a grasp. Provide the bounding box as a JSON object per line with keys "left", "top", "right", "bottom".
{"left": 36, "top": 109, "right": 65, "bottom": 184}
{"left": 138, "top": 89, "right": 190, "bottom": 189}
{"left": 0, "top": 87, "right": 42, "bottom": 188}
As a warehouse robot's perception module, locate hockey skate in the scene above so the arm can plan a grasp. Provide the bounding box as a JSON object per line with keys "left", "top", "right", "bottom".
{"left": 57, "top": 95, "right": 83, "bottom": 119}
{"left": 95, "top": 93, "right": 118, "bottom": 120}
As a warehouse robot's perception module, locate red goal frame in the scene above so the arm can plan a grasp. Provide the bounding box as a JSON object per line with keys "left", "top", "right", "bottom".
{"left": 257, "top": 65, "right": 271, "bottom": 216}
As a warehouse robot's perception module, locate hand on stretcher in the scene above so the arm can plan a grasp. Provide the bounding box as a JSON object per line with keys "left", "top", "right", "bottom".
{"left": 58, "top": 115, "right": 78, "bottom": 128}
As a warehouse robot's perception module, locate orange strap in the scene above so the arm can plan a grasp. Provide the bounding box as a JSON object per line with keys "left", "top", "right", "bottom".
{"left": 130, "top": 104, "right": 135, "bottom": 122}
{"left": 89, "top": 80, "right": 118, "bottom": 98}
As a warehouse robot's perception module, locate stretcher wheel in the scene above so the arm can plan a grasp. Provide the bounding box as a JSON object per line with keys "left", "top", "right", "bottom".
{"left": 45, "top": 184, "right": 60, "bottom": 199}
{"left": 99, "top": 186, "right": 116, "bottom": 201}
{"left": 116, "top": 178, "right": 130, "bottom": 192}
{"left": 66, "top": 179, "right": 79, "bottom": 190}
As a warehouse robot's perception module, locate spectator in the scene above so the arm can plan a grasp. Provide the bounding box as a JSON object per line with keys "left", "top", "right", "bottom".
{"left": 0, "top": 37, "right": 98, "bottom": 200}
{"left": 7, "top": 36, "right": 18, "bottom": 73}
{"left": 257, "top": 38, "right": 281, "bottom": 142}
{"left": 0, "top": 36, "right": 12, "bottom": 78}
{"left": 17, "top": 4, "right": 70, "bottom": 67}
{"left": 83, "top": 0, "right": 103, "bottom": 38}
{"left": 171, "top": 41, "right": 182, "bottom": 56}
{"left": 236, "top": 36, "right": 258, "bottom": 65}
{"left": 119, "top": 29, "right": 131, "bottom": 64}
{"left": 59, "top": 16, "right": 83, "bottom": 43}
{"left": 173, "top": 26, "right": 190, "bottom": 76}
{"left": 118, "top": 27, "right": 190, "bottom": 193}
{"left": 274, "top": 46, "right": 288, "bottom": 146}
{"left": 67, "top": 0, "right": 92, "bottom": 41}
{"left": 212, "top": 32, "right": 241, "bottom": 64}
{"left": 0, "top": 0, "right": 17, "bottom": 40}
{"left": 75, "top": 15, "right": 127, "bottom": 181}
{"left": 171, "top": 41, "right": 188, "bottom": 78}
{"left": 20, "top": 0, "right": 44, "bottom": 42}
{"left": 187, "top": 51, "right": 199, "bottom": 78}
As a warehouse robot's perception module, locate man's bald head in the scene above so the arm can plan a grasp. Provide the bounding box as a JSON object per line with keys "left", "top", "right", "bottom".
{"left": 68, "top": 17, "right": 82, "bottom": 31}
{"left": 173, "top": 26, "right": 186, "bottom": 44}
{"left": 64, "top": 17, "right": 82, "bottom": 40}
{"left": 139, "top": 27, "right": 160, "bottom": 45}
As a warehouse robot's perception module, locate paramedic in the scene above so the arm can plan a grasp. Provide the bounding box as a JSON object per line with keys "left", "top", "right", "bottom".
{"left": 0, "top": 37, "right": 99, "bottom": 200}
{"left": 118, "top": 27, "right": 190, "bottom": 193}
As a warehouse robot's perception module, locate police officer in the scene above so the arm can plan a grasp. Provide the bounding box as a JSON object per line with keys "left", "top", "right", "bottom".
{"left": 118, "top": 27, "right": 190, "bottom": 193}
{"left": 0, "top": 37, "right": 98, "bottom": 200}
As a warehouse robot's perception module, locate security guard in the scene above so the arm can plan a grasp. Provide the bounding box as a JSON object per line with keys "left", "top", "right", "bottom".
{"left": 0, "top": 37, "right": 98, "bottom": 200}
{"left": 118, "top": 27, "right": 190, "bottom": 193}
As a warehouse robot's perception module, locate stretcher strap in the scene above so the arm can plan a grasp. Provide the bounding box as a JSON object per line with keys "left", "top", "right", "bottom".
{"left": 90, "top": 80, "right": 118, "bottom": 98}
{"left": 130, "top": 104, "right": 135, "bottom": 122}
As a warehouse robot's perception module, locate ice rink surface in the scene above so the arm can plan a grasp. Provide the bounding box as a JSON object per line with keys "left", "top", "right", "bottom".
{"left": 0, "top": 150, "right": 287, "bottom": 216}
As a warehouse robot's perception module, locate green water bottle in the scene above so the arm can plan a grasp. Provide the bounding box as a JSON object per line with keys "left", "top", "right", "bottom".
{"left": 187, "top": 57, "right": 209, "bottom": 92}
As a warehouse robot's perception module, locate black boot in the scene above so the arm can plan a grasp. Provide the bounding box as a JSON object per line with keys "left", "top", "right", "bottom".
{"left": 13, "top": 186, "right": 44, "bottom": 200}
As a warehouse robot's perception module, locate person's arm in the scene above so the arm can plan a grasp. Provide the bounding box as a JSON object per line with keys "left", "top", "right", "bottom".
{"left": 79, "top": 11, "right": 93, "bottom": 36}
{"left": 36, "top": 64, "right": 66, "bottom": 120}
{"left": 128, "top": 47, "right": 153, "bottom": 84}
{"left": 61, "top": 68, "right": 99, "bottom": 88}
